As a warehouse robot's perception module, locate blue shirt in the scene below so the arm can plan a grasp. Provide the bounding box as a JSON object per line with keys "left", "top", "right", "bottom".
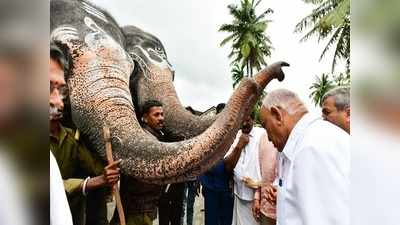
{"left": 199, "top": 160, "right": 231, "bottom": 192}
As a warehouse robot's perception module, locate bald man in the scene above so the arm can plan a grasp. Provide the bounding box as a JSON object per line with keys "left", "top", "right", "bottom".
{"left": 259, "top": 89, "right": 350, "bottom": 225}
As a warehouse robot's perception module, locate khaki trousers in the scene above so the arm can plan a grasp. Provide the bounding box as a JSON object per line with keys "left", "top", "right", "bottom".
{"left": 260, "top": 214, "right": 276, "bottom": 225}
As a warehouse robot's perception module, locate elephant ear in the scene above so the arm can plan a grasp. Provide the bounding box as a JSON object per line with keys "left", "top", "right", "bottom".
{"left": 122, "top": 25, "right": 217, "bottom": 141}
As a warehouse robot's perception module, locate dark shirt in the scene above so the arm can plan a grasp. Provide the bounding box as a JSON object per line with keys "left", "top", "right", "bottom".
{"left": 199, "top": 160, "right": 231, "bottom": 192}
{"left": 119, "top": 124, "right": 165, "bottom": 219}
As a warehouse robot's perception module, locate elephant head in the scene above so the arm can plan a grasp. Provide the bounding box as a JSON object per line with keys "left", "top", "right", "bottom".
{"left": 123, "top": 25, "right": 216, "bottom": 140}
{"left": 50, "top": 0, "right": 289, "bottom": 184}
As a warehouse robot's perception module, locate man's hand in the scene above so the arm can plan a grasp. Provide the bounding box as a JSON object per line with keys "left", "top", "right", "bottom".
{"left": 252, "top": 198, "right": 261, "bottom": 221}
{"left": 264, "top": 184, "right": 277, "bottom": 206}
{"left": 83, "top": 159, "right": 121, "bottom": 193}
{"left": 103, "top": 159, "right": 122, "bottom": 186}
{"left": 242, "top": 176, "right": 261, "bottom": 189}
{"left": 236, "top": 133, "right": 250, "bottom": 149}
{"left": 224, "top": 133, "right": 250, "bottom": 172}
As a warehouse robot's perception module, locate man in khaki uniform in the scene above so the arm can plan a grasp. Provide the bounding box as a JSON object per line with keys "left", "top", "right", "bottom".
{"left": 50, "top": 41, "right": 121, "bottom": 225}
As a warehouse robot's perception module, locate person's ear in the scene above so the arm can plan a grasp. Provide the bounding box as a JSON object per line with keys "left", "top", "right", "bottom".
{"left": 270, "top": 106, "right": 283, "bottom": 125}
{"left": 142, "top": 114, "right": 148, "bottom": 124}
{"left": 345, "top": 107, "right": 350, "bottom": 122}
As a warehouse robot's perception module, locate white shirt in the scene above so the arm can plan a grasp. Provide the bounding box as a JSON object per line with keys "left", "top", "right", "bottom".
{"left": 50, "top": 151, "right": 73, "bottom": 225}
{"left": 226, "top": 127, "right": 265, "bottom": 201}
{"left": 0, "top": 151, "right": 30, "bottom": 225}
{"left": 276, "top": 113, "right": 350, "bottom": 225}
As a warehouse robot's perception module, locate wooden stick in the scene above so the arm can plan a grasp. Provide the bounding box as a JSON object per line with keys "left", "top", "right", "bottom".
{"left": 103, "top": 126, "right": 126, "bottom": 225}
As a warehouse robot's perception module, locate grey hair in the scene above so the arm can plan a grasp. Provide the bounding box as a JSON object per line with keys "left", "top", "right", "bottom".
{"left": 262, "top": 89, "right": 307, "bottom": 115}
{"left": 322, "top": 86, "right": 350, "bottom": 111}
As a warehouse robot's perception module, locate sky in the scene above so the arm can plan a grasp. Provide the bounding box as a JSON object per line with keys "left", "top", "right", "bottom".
{"left": 89, "top": 0, "right": 343, "bottom": 114}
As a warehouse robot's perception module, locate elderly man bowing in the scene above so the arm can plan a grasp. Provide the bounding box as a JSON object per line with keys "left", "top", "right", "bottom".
{"left": 259, "top": 89, "right": 350, "bottom": 225}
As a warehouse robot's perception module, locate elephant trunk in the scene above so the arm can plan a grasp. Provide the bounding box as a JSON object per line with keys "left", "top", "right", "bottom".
{"left": 134, "top": 62, "right": 289, "bottom": 141}
{"left": 69, "top": 40, "right": 260, "bottom": 184}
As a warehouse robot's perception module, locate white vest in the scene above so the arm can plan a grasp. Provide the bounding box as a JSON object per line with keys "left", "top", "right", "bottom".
{"left": 227, "top": 127, "right": 265, "bottom": 201}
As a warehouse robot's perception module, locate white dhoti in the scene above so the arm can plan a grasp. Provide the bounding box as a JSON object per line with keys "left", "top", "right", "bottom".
{"left": 232, "top": 195, "right": 259, "bottom": 225}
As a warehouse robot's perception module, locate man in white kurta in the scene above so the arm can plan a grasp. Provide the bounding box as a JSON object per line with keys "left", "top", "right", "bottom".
{"left": 50, "top": 151, "right": 73, "bottom": 225}
{"left": 260, "top": 89, "right": 350, "bottom": 225}
{"left": 0, "top": 151, "right": 31, "bottom": 225}
{"left": 226, "top": 115, "right": 265, "bottom": 225}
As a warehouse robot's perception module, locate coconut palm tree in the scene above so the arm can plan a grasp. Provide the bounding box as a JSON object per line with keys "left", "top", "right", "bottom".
{"left": 333, "top": 72, "right": 350, "bottom": 86}
{"left": 231, "top": 63, "right": 245, "bottom": 88}
{"left": 309, "top": 73, "right": 335, "bottom": 106}
{"left": 253, "top": 90, "right": 267, "bottom": 124}
{"left": 219, "top": 0, "right": 273, "bottom": 77}
{"left": 295, "top": 0, "right": 350, "bottom": 72}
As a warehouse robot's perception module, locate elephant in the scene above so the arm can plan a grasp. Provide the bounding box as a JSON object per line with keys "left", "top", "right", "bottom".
{"left": 50, "top": 0, "right": 289, "bottom": 185}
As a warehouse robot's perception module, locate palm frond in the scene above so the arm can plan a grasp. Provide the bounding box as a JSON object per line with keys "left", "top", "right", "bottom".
{"left": 295, "top": 0, "right": 350, "bottom": 73}
{"left": 294, "top": 0, "right": 336, "bottom": 33}
{"left": 319, "top": 26, "right": 342, "bottom": 60}
{"left": 331, "top": 24, "right": 347, "bottom": 72}
{"left": 299, "top": 24, "right": 324, "bottom": 42}
{"left": 255, "top": 8, "right": 274, "bottom": 21}
{"left": 220, "top": 33, "right": 237, "bottom": 47}
{"left": 320, "top": 0, "right": 350, "bottom": 28}
{"left": 253, "top": 0, "right": 262, "bottom": 8}
{"left": 219, "top": 24, "right": 239, "bottom": 32}
{"left": 227, "top": 4, "right": 241, "bottom": 20}
{"left": 302, "top": 0, "right": 324, "bottom": 4}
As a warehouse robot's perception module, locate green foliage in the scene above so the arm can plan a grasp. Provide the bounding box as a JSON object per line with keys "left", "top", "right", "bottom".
{"left": 309, "top": 73, "right": 335, "bottom": 106}
{"left": 231, "top": 63, "right": 245, "bottom": 88}
{"left": 219, "top": 0, "right": 273, "bottom": 78}
{"left": 332, "top": 72, "right": 350, "bottom": 86}
{"left": 295, "top": 0, "right": 350, "bottom": 72}
{"left": 309, "top": 72, "right": 350, "bottom": 106}
{"left": 253, "top": 91, "right": 267, "bottom": 125}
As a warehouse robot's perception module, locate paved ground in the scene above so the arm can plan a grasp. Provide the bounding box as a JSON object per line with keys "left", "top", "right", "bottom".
{"left": 153, "top": 189, "right": 205, "bottom": 225}
{"left": 107, "top": 188, "right": 206, "bottom": 225}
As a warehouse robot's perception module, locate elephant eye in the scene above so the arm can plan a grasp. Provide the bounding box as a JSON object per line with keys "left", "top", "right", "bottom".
{"left": 147, "top": 47, "right": 159, "bottom": 55}
{"left": 155, "top": 47, "right": 165, "bottom": 55}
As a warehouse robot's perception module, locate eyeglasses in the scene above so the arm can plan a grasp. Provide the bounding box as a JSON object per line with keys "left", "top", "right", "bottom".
{"left": 50, "top": 83, "right": 69, "bottom": 99}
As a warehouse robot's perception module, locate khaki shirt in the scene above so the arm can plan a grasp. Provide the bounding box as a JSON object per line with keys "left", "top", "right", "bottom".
{"left": 50, "top": 125, "right": 109, "bottom": 225}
